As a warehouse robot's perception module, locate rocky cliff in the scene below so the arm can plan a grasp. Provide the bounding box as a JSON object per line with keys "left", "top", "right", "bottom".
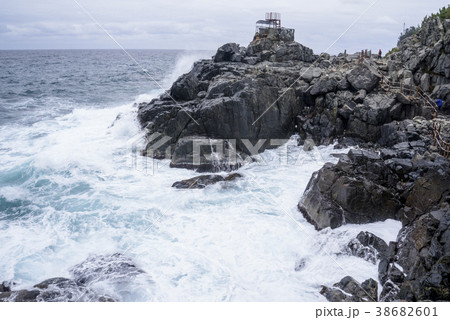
{"left": 386, "top": 14, "right": 450, "bottom": 113}
{"left": 138, "top": 28, "right": 431, "bottom": 171}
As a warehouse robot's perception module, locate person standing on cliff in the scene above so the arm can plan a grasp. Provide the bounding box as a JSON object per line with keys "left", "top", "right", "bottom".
{"left": 435, "top": 99, "right": 443, "bottom": 111}
{"left": 378, "top": 49, "right": 382, "bottom": 60}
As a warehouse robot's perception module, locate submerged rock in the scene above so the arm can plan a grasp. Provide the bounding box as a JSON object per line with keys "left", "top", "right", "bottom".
{"left": 172, "top": 173, "right": 243, "bottom": 189}
{"left": 0, "top": 253, "right": 146, "bottom": 302}
{"left": 70, "top": 253, "right": 145, "bottom": 285}
{"left": 0, "top": 277, "right": 115, "bottom": 302}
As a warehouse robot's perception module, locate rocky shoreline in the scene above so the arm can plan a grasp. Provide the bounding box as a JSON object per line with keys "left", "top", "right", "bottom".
{"left": 136, "top": 12, "right": 450, "bottom": 302}
{"left": 2, "top": 12, "right": 449, "bottom": 302}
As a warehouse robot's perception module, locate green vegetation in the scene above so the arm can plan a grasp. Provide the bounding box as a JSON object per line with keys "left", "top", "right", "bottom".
{"left": 396, "top": 6, "right": 450, "bottom": 46}
{"left": 385, "top": 7, "right": 449, "bottom": 61}
{"left": 398, "top": 26, "right": 419, "bottom": 44}
{"left": 385, "top": 47, "right": 400, "bottom": 57}
{"left": 426, "top": 6, "right": 450, "bottom": 22}
{"left": 419, "top": 6, "right": 450, "bottom": 29}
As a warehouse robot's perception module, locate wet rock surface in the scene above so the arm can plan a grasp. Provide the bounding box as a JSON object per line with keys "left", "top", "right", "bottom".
{"left": 348, "top": 231, "right": 389, "bottom": 264}
{"left": 172, "top": 173, "right": 243, "bottom": 189}
{"left": 320, "top": 276, "right": 378, "bottom": 302}
{"left": 299, "top": 142, "right": 450, "bottom": 231}
{"left": 379, "top": 208, "right": 450, "bottom": 301}
{"left": 0, "top": 254, "right": 147, "bottom": 302}
{"left": 308, "top": 146, "right": 449, "bottom": 301}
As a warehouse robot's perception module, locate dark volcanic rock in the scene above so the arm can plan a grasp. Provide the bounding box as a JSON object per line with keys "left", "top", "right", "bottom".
{"left": 299, "top": 142, "right": 450, "bottom": 230}
{"left": 379, "top": 208, "right": 450, "bottom": 301}
{"left": 138, "top": 57, "right": 303, "bottom": 171}
{"left": 214, "top": 43, "right": 241, "bottom": 63}
{"left": 387, "top": 14, "right": 450, "bottom": 113}
{"left": 137, "top": 29, "right": 431, "bottom": 172}
{"left": 0, "top": 282, "right": 10, "bottom": 293}
{"left": 172, "top": 173, "right": 242, "bottom": 189}
{"left": 169, "top": 72, "right": 201, "bottom": 101}
{"left": 348, "top": 231, "right": 389, "bottom": 264}
{"left": 2, "top": 290, "right": 40, "bottom": 302}
{"left": 310, "top": 77, "right": 338, "bottom": 96}
{"left": 405, "top": 169, "right": 450, "bottom": 214}
{"left": 298, "top": 150, "right": 402, "bottom": 230}
{"left": 347, "top": 65, "right": 381, "bottom": 92}
{"left": 320, "top": 276, "right": 378, "bottom": 302}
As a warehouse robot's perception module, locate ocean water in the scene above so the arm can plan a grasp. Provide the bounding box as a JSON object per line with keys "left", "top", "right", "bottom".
{"left": 0, "top": 49, "right": 401, "bottom": 301}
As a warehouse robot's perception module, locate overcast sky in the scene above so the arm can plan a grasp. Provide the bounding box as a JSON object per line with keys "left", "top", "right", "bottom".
{"left": 0, "top": 0, "right": 447, "bottom": 54}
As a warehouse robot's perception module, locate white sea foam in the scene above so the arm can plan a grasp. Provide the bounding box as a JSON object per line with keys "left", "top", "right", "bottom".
{"left": 162, "top": 51, "right": 213, "bottom": 88}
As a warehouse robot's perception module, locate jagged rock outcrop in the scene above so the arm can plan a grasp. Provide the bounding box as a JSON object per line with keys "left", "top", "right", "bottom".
{"left": 298, "top": 149, "right": 403, "bottom": 230}
{"left": 320, "top": 276, "right": 378, "bottom": 302}
{"left": 301, "top": 134, "right": 449, "bottom": 301}
{"left": 348, "top": 231, "right": 389, "bottom": 264}
{"left": 299, "top": 141, "right": 450, "bottom": 230}
{"left": 347, "top": 65, "right": 381, "bottom": 92}
{"left": 379, "top": 208, "right": 450, "bottom": 301}
{"left": 313, "top": 147, "right": 449, "bottom": 301}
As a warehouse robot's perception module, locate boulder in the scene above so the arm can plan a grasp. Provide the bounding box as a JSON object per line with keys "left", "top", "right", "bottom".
{"left": 310, "top": 77, "right": 338, "bottom": 96}
{"left": 347, "top": 65, "right": 381, "bottom": 92}
{"left": 214, "top": 43, "right": 241, "bottom": 63}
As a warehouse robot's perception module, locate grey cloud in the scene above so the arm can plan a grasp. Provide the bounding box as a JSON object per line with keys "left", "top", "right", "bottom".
{"left": 0, "top": 25, "right": 10, "bottom": 34}
{"left": 0, "top": 0, "right": 447, "bottom": 52}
